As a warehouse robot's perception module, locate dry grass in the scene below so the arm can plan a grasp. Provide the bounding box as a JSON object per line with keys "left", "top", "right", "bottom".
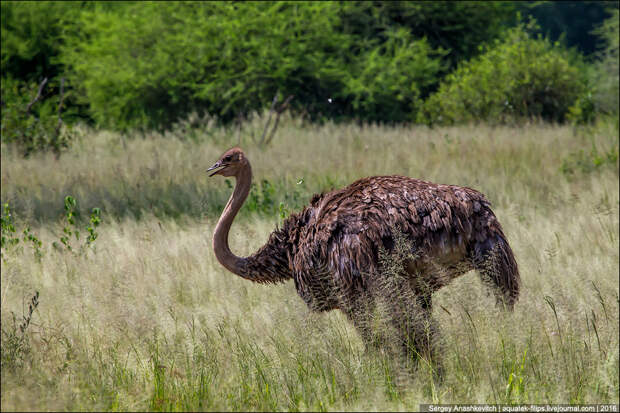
{"left": 1, "top": 116, "right": 618, "bottom": 410}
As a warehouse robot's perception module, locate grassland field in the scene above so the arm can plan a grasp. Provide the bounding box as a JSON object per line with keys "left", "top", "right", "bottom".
{"left": 1, "top": 114, "right": 618, "bottom": 411}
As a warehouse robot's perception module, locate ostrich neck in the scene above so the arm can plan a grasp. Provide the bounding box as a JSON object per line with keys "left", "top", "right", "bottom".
{"left": 212, "top": 164, "right": 252, "bottom": 277}
{"left": 213, "top": 161, "right": 292, "bottom": 284}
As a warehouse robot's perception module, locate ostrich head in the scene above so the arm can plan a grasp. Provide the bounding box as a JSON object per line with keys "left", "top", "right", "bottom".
{"left": 207, "top": 147, "right": 248, "bottom": 177}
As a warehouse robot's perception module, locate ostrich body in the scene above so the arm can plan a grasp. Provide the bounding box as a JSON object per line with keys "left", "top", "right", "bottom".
{"left": 209, "top": 147, "right": 520, "bottom": 364}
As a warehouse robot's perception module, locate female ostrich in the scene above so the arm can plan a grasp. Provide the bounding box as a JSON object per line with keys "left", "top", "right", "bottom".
{"left": 208, "top": 147, "right": 519, "bottom": 365}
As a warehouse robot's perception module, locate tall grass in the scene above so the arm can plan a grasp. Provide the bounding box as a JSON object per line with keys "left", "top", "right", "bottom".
{"left": 1, "top": 115, "right": 618, "bottom": 410}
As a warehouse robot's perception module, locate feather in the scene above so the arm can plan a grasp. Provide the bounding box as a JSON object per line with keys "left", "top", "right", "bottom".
{"left": 212, "top": 147, "right": 520, "bottom": 361}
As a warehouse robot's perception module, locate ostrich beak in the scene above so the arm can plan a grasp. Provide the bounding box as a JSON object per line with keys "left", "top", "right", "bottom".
{"left": 207, "top": 161, "right": 224, "bottom": 177}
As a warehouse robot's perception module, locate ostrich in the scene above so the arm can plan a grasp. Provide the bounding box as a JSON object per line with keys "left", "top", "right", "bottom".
{"left": 208, "top": 147, "right": 519, "bottom": 368}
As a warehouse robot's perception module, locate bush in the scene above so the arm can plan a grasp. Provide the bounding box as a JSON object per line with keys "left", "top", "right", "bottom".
{"left": 59, "top": 2, "right": 346, "bottom": 130}
{"left": 337, "top": 1, "right": 516, "bottom": 70}
{"left": 342, "top": 28, "right": 446, "bottom": 123}
{"left": 418, "top": 21, "right": 587, "bottom": 125}
{"left": 0, "top": 1, "right": 99, "bottom": 154}
{"left": 58, "top": 2, "right": 449, "bottom": 131}
{"left": 0, "top": 1, "right": 84, "bottom": 81}
{"left": 1, "top": 76, "right": 74, "bottom": 156}
{"left": 2, "top": 1, "right": 518, "bottom": 132}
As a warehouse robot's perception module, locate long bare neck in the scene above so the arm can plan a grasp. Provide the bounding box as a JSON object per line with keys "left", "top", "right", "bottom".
{"left": 212, "top": 162, "right": 292, "bottom": 284}
{"left": 212, "top": 163, "right": 252, "bottom": 276}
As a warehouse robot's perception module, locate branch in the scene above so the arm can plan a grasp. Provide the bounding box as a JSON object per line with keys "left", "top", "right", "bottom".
{"left": 264, "top": 95, "right": 294, "bottom": 146}
{"left": 25, "top": 77, "right": 48, "bottom": 115}
{"left": 277, "top": 94, "right": 294, "bottom": 114}
{"left": 258, "top": 92, "right": 279, "bottom": 146}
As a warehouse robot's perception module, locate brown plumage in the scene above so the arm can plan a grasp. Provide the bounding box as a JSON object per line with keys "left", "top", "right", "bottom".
{"left": 209, "top": 147, "right": 520, "bottom": 369}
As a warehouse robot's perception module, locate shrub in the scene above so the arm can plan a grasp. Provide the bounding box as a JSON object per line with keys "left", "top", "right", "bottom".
{"left": 419, "top": 21, "right": 587, "bottom": 125}
{"left": 59, "top": 2, "right": 346, "bottom": 130}
{"left": 3, "top": 1, "right": 518, "bottom": 132}
{"left": 343, "top": 28, "right": 446, "bottom": 123}
{"left": 0, "top": 2, "right": 95, "bottom": 154}
{"left": 0, "top": 1, "right": 84, "bottom": 81}
{"left": 59, "top": 2, "right": 449, "bottom": 131}
{"left": 337, "top": 1, "right": 516, "bottom": 70}
{"left": 0, "top": 75, "right": 74, "bottom": 156}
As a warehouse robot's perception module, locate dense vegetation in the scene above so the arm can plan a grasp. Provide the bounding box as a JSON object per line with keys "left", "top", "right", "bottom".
{"left": 516, "top": 0, "right": 618, "bottom": 55}
{"left": 418, "top": 21, "right": 588, "bottom": 125}
{"left": 1, "top": 1, "right": 618, "bottom": 155}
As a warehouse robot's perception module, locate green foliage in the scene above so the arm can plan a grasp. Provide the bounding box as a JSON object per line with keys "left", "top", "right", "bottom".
{"left": 60, "top": 2, "right": 336, "bottom": 130}
{"left": 337, "top": 1, "right": 516, "bottom": 70}
{"left": 57, "top": 1, "right": 449, "bottom": 130}
{"left": 1, "top": 76, "right": 74, "bottom": 156}
{"left": 344, "top": 28, "right": 446, "bottom": 123}
{"left": 47, "top": 195, "right": 103, "bottom": 253}
{"left": 0, "top": 1, "right": 92, "bottom": 142}
{"left": 567, "top": 89, "right": 598, "bottom": 125}
{"left": 1, "top": 196, "right": 102, "bottom": 263}
{"left": 1, "top": 202, "right": 43, "bottom": 262}
{"left": 246, "top": 180, "right": 277, "bottom": 216}
{"left": 0, "top": 1, "right": 84, "bottom": 81}
{"left": 242, "top": 178, "right": 305, "bottom": 219}
{"left": 0, "top": 1, "right": 518, "bottom": 133}
{"left": 22, "top": 226, "right": 43, "bottom": 262}
{"left": 1, "top": 202, "right": 18, "bottom": 246}
{"left": 419, "top": 21, "right": 587, "bottom": 125}
{"left": 1, "top": 202, "right": 19, "bottom": 253}
{"left": 2, "top": 1, "right": 618, "bottom": 136}
{"left": 86, "top": 207, "right": 101, "bottom": 245}
{"left": 59, "top": 195, "right": 78, "bottom": 251}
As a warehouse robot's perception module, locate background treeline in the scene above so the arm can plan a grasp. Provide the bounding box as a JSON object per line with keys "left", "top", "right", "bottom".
{"left": 1, "top": 1, "right": 618, "bottom": 155}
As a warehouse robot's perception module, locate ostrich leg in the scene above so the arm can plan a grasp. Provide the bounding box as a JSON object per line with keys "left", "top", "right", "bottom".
{"left": 339, "top": 289, "right": 383, "bottom": 351}
{"left": 378, "top": 271, "right": 443, "bottom": 377}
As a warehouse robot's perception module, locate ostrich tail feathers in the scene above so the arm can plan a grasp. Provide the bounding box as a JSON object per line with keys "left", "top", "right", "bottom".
{"left": 472, "top": 231, "right": 520, "bottom": 310}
